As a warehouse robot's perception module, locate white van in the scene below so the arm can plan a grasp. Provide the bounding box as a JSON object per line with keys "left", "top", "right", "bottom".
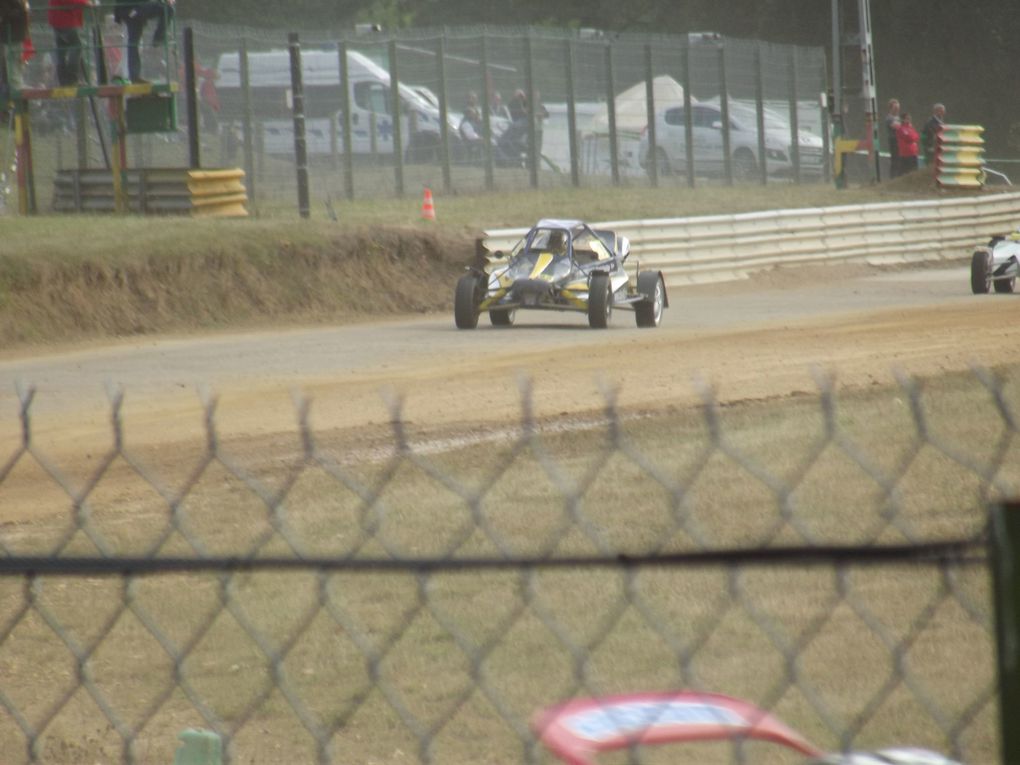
{"left": 215, "top": 47, "right": 459, "bottom": 161}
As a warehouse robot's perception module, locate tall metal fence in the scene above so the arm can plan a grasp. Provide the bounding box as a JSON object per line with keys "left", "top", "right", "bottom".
{"left": 2, "top": 21, "right": 829, "bottom": 216}
{"left": 0, "top": 368, "right": 1015, "bottom": 764}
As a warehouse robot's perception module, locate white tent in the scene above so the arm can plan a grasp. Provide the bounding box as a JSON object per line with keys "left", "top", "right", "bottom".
{"left": 590, "top": 75, "right": 692, "bottom": 134}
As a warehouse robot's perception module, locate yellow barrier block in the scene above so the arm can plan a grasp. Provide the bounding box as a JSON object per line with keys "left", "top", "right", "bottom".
{"left": 187, "top": 179, "right": 247, "bottom": 197}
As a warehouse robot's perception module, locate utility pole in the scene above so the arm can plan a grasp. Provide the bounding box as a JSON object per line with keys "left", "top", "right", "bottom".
{"left": 857, "top": 0, "right": 879, "bottom": 182}
{"left": 830, "top": 0, "right": 879, "bottom": 187}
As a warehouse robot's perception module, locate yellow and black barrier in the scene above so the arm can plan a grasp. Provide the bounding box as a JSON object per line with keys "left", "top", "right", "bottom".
{"left": 52, "top": 168, "right": 248, "bottom": 217}
{"left": 936, "top": 124, "right": 985, "bottom": 189}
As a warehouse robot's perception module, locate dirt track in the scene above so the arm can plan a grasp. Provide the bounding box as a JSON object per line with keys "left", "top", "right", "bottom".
{"left": 0, "top": 263, "right": 1018, "bottom": 467}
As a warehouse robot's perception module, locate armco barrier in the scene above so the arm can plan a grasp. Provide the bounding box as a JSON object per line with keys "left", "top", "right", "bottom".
{"left": 482, "top": 191, "right": 1020, "bottom": 285}
{"left": 52, "top": 168, "right": 249, "bottom": 217}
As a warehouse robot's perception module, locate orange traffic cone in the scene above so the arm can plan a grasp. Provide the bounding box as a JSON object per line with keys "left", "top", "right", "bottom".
{"left": 421, "top": 187, "right": 436, "bottom": 221}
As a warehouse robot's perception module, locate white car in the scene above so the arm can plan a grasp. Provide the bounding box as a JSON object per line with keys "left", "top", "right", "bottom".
{"left": 971, "top": 230, "right": 1020, "bottom": 294}
{"left": 638, "top": 101, "right": 825, "bottom": 180}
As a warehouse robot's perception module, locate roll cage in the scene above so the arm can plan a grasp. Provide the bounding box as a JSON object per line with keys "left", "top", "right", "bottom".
{"left": 510, "top": 222, "right": 623, "bottom": 271}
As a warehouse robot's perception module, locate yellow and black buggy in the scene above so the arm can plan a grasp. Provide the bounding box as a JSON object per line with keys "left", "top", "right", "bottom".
{"left": 454, "top": 219, "right": 668, "bottom": 329}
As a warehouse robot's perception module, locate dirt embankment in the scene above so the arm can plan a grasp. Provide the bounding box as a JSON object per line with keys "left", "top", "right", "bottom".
{"left": 0, "top": 227, "right": 475, "bottom": 348}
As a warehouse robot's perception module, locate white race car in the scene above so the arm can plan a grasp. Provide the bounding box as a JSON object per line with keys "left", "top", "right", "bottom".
{"left": 970, "top": 230, "right": 1019, "bottom": 294}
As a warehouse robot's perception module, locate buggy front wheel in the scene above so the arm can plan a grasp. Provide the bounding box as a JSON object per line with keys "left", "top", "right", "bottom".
{"left": 454, "top": 274, "right": 482, "bottom": 329}
{"left": 635, "top": 271, "right": 666, "bottom": 328}
{"left": 970, "top": 251, "right": 992, "bottom": 294}
{"left": 587, "top": 273, "right": 613, "bottom": 329}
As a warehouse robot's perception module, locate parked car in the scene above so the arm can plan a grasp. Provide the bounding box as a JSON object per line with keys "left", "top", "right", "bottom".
{"left": 638, "top": 101, "right": 825, "bottom": 180}
{"left": 216, "top": 48, "right": 460, "bottom": 162}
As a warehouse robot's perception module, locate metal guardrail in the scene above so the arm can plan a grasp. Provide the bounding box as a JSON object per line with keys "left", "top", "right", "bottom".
{"left": 482, "top": 192, "right": 1020, "bottom": 284}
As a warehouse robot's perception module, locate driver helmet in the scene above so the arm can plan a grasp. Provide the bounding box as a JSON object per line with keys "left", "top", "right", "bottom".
{"left": 547, "top": 231, "right": 567, "bottom": 254}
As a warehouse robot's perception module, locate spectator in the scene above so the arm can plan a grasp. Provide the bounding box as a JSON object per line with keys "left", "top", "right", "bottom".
{"left": 0, "top": 0, "right": 33, "bottom": 90}
{"left": 884, "top": 98, "right": 901, "bottom": 178}
{"left": 47, "top": 0, "right": 90, "bottom": 86}
{"left": 113, "top": 0, "right": 174, "bottom": 83}
{"left": 508, "top": 88, "right": 527, "bottom": 122}
{"left": 895, "top": 112, "right": 919, "bottom": 174}
{"left": 921, "top": 102, "right": 945, "bottom": 168}
{"left": 198, "top": 63, "right": 219, "bottom": 132}
{"left": 458, "top": 104, "right": 483, "bottom": 158}
{"left": 489, "top": 90, "right": 510, "bottom": 121}
{"left": 101, "top": 12, "right": 124, "bottom": 82}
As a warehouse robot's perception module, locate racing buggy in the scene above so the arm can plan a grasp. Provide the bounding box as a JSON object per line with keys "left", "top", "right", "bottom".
{"left": 533, "top": 691, "right": 964, "bottom": 765}
{"left": 454, "top": 219, "right": 668, "bottom": 329}
{"left": 970, "top": 229, "right": 1019, "bottom": 294}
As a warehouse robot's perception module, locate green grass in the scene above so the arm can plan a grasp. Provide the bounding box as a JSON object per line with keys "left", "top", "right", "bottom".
{"left": 0, "top": 179, "right": 951, "bottom": 260}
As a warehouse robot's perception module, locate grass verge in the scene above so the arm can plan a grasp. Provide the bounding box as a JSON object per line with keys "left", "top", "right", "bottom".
{"left": 0, "top": 364, "right": 1008, "bottom": 764}
{"left": 0, "top": 179, "right": 976, "bottom": 349}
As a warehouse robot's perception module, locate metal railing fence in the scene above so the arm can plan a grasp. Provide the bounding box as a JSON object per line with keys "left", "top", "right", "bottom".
{"left": 0, "top": 367, "right": 1016, "bottom": 764}
{"left": 481, "top": 191, "right": 1020, "bottom": 285}
{"left": 2, "top": 22, "right": 828, "bottom": 216}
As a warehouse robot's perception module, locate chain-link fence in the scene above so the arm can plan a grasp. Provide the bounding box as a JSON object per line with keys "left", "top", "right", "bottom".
{"left": 0, "top": 367, "right": 1014, "bottom": 764}
{"left": 3, "top": 17, "right": 830, "bottom": 216}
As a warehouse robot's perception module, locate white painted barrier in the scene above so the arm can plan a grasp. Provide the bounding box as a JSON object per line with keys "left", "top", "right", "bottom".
{"left": 482, "top": 191, "right": 1020, "bottom": 285}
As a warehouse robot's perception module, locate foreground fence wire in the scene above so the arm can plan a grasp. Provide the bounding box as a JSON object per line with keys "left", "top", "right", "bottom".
{"left": 0, "top": 369, "right": 1015, "bottom": 764}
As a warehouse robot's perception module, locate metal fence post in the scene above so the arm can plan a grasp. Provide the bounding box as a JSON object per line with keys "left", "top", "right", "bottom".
{"left": 524, "top": 33, "right": 539, "bottom": 189}
{"left": 479, "top": 33, "right": 495, "bottom": 191}
{"left": 288, "top": 32, "right": 310, "bottom": 218}
{"left": 239, "top": 38, "right": 256, "bottom": 212}
{"left": 682, "top": 42, "right": 695, "bottom": 187}
{"left": 75, "top": 99, "right": 88, "bottom": 169}
{"left": 435, "top": 36, "right": 452, "bottom": 193}
{"left": 719, "top": 39, "right": 733, "bottom": 186}
{"left": 754, "top": 42, "right": 768, "bottom": 185}
{"left": 566, "top": 39, "right": 579, "bottom": 188}
{"left": 605, "top": 43, "right": 620, "bottom": 186}
{"left": 644, "top": 44, "right": 657, "bottom": 188}
{"left": 329, "top": 112, "right": 338, "bottom": 170}
{"left": 992, "top": 501, "right": 1020, "bottom": 765}
{"left": 388, "top": 40, "right": 405, "bottom": 197}
{"left": 337, "top": 42, "right": 355, "bottom": 200}
{"left": 256, "top": 121, "right": 264, "bottom": 181}
{"left": 788, "top": 47, "right": 801, "bottom": 184}
{"left": 183, "top": 27, "right": 200, "bottom": 169}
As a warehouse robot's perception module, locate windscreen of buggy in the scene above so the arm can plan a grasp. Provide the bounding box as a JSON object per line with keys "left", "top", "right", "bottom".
{"left": 573, "top": 229, "right": 613, "bottom": 262}
{"left": 505, "top": 229, "right": 575, "bottom": 281}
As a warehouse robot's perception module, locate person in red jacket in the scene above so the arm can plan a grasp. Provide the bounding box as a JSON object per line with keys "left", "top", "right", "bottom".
{"left": 896, "top": 112, "right": 920, "bottom": 174}
{"left": 47, "top": 0, "right": 90, "bottom": 85}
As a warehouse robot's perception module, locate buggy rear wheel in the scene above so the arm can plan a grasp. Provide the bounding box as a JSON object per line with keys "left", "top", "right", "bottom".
{"left": 970, "top": 251, "right": 992, "bottom": 294}
{"left": 635, "top": 271, "right": 665, "bottom": 328}
{"left": 490, "top": 308, "right": 516, "bottom": 327}
{"left": 994, "top": 273, "right": 1016, "bottom": 294}
{"left": 587, "top": 273, "right": 613, "bottom": 329}
{"left": 454, "top": 273, "right": 482, "bottom": 329}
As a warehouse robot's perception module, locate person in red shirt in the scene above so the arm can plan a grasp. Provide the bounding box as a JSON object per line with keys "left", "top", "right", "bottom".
{"left": 896, "top": 112, "right": 920, "bottom": 174}
{"left": 47, "top": 0, "right": 90, "bottom": 86}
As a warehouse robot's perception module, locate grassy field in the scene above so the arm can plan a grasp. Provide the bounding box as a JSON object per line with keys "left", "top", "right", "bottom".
{"left": 0, "top": 365, "right": 1008, "bottom": 765}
